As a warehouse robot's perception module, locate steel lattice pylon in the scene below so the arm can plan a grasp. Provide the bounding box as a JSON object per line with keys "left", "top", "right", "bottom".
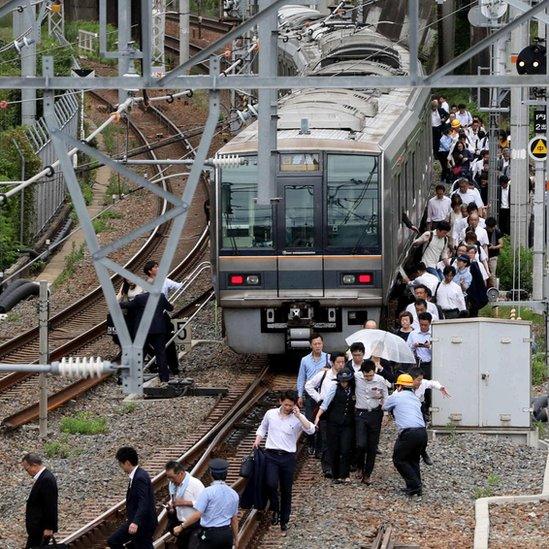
{"left": 152, "top": 0, "right": 166, "bottom": 76}
{"left": 47, "top": 1, "right": 64, "bottom": 38}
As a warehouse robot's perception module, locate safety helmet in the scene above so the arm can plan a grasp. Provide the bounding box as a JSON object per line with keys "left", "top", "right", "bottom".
{"left": 337, "top": 368, "right": 354, "bottom": 383}
{"left": 451, "top": 119, "right": 461, "bottom": 128}
{"left": 395, "top": 373, "right": 414, "bottom": 387}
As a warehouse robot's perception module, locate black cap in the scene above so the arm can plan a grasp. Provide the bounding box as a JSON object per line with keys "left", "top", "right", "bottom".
{"left": 209, "top": 458, "right": 229, "bottom": 474}
{"left": 337, "top": 368, "right": 354, "bottom": 382}
{"left": 457, "top": 254, "right": 470, "bottom": 265}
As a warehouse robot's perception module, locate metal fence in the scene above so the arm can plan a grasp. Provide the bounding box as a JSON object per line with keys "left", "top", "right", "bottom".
{"left": 24, "top": 91, "right": 79, "bottom": 239}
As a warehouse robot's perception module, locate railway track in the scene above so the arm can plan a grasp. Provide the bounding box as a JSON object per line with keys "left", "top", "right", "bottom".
{"left": 59, "top": 363, "right": 298, "bottom": 548}
{"left": 167, "top": 13, "right": 234, "bottom": 35}
{"left": 0, "top": 91, "right": 209, "bottom": 427}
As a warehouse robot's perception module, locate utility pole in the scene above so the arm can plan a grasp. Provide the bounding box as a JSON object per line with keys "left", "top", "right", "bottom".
{"left": 179, "top": 0, "right": 190, "bottom": 67}
{"left": 152, "top": 0, "right": 166, "bottom": 76}
{"left": 38, "top": 281, "right": 49, "bottom": 439}
{"left": 13, "top": 3, "right": 36, "bottom": 126}
{"left": 533, "top": 155, "right": 545, "bottom": 299}
{"left": 509, "top": 6, "right": 530, "bottom": 248}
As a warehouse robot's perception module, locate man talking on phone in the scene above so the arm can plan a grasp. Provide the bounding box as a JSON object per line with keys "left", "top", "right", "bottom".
{"left": 253, "top": 390, "right": 315, "bottom": 534}
{"left": 407, "top": 312, "right": 433, "bottom": 379}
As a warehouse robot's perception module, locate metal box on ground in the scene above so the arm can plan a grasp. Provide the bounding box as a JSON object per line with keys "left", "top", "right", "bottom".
{"left": 430, "top": 318, "right": 534, "bottom": 444}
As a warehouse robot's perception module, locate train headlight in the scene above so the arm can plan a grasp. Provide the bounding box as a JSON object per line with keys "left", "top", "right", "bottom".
{"left": 229, "top": 273, "right": 261, "bottom": 286}
{"left": 342, "top": 274, "right": 356, "bottom": 285}
{"left": 246, "top": 275, "right": 260, "bottom": 285}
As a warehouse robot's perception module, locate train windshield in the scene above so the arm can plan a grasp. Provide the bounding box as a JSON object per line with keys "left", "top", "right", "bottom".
{"left": 326, "top": 154, "right": 380, "bottom": 253}
{"left": 220, "top": 157, "right": 273, "bottom": 250}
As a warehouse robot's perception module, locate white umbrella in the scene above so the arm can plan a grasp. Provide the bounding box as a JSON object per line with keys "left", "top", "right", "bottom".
{"left": 345, "top": 329, "right": 416, "bottom": 365}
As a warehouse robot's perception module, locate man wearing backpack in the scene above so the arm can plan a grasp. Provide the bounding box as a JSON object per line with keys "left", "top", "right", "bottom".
{"left": 411, "top": 221, "right": 451, "bottom": 280}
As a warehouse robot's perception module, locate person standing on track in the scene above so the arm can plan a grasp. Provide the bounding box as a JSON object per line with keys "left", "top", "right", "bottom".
{"left": 253, "top": 390, "right": 316, "bottom": 534}
{"left": 383, "top": 374, "right": 428, "bottom": 497}
{"left": 21, "top": 453, "right": 58, "bottom": 549}
{"left": 108, "top": 446, "right": 158, "bottom": 549}
{"left": 174, "top": 458, "right": 239, "bottom": 549}
{"left": 296, "top": 333, "right": 330, "bottom": 456}
{"left": 353, "top": 360, "right": 388, "bottom": 485}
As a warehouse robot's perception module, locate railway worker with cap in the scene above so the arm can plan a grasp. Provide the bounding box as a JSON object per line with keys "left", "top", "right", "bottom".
{"left": 352, "top": 359, "right": 388, "bottom": 485}
{"left": 314, "top": 367, "right": 356, "bottom": 483}
{"left": 174, "top": 458, "right": 239, "bottom": 549}
{"left": 383, "top": 374, "right": 428, "bottom": 497}
{"left": 296, "top": 332, "right": 330, "bottom": 456}
{"left": 304, "top": 351, "right": 346, "bottom": 477}
{"left": 253, "top": 389, "right": 316, "bottom": 533}
{"left": 108, "top": 446, "right": 157, "bottom": 549}
{"left": 165, "top": 460, "right": 205, "bottom": 548}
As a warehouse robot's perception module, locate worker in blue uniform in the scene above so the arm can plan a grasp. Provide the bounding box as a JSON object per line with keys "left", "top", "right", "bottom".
{"left": 174, "top": 458, "right": 239, "bottom": 548}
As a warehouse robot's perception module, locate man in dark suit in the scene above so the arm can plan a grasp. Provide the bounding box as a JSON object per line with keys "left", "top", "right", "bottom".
{"left": 107, "top": 446, "right": 158, "bottom": 549}
{"left": 21, "top": 453, "right": 58, "bottom": 548}
{"left": 121, "top": 291, "right": 174, "bottom": 383}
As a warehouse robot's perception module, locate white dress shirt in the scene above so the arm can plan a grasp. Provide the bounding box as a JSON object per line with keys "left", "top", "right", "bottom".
{"left": 305, "top": 367, "right": 338, "bottom": 403}
{"left": 500, "top": 186, "right": 510, "bottom": 209}
{"left": 128, "top": 465, "right": 138, "bottom": 488}
{"left": 452, "top": 189, "right": 484, "bottom": 208}
{"left": 410, "top": 272, "right": 440, "bottom": 295}
{"left": 456, "top": 110, "right": 473, "bottom": 127}
{"left": 33, "top": 467, "right": 46, "bottom": 482}
{"left": 354, "top": 372, "right": 388, "bottom": 410}
{"left": 407, "top": 329, "right": 432, "bottom": 363}
{"left": 256, "top": 407, "right": 315, "bottom": 453}
{"left": 459, "top": 225, "right": 489, "bottom": 247}
{"left": 406, "top": 302, "right": 439, "bottom": 331}
{"left": 169, "top": 473, "right": 205, "bottom": 522}
{"left": 435, "top": 280, "right": 466, "bottom": 311}
{"left": 415, "top": 379, "right": 443, "bottom": 403}
{"left": 427, "top": 195, "right": 451, "bottom": 223}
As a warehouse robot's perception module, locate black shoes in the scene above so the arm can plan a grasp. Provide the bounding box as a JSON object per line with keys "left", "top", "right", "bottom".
{"left": 281, "top": 523, "right": 288, "bottom": 533}
{"left": 271, "top": 512, "right": 280, "bottom": 526}
{"left": 401, "top": 487, "right": 422, "bottom": 497}
{"left": 422, "top": 452, "right": 433, "bottom": 465}
{"left": 324, "top": 471, "right": 333, "bottom": 479}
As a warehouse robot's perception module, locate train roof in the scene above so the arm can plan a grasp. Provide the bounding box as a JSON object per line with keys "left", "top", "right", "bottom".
{"left": 218, "top": 8, "right": 422, "bottom": 157}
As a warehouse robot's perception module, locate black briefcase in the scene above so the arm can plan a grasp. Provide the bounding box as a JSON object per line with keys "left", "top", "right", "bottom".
{"left": 31, "top": 537, "right": 67, "bottom": 549}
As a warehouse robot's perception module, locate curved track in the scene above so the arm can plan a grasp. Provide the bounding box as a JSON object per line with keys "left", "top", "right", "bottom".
{"left": 0, "top": 92, "right": 209, "bottom": 427}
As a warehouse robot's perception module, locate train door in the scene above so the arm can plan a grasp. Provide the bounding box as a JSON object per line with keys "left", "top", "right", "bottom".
{"left": 276, "top": 177, "right": 324, "bottom": 297}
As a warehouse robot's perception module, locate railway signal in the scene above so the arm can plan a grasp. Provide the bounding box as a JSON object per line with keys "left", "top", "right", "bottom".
{"left": 515, "top": 44, "right": 546, "bottom": 74}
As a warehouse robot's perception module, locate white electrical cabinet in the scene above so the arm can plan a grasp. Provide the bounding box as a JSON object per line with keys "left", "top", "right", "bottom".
{"left": 431, "top": 318, "right": 531, "bottom": 429}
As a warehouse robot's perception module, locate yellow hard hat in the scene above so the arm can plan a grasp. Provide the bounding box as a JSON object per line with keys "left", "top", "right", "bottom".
{"left": 451, "top": 119, "right": 461, "bottom": 128}
{"left": 396, "top": 373, "right": 414, "bottom": 387}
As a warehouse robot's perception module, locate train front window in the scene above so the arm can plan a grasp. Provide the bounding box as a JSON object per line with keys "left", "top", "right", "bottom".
{"left": 284, "top": 185, "right": 315, "bottom": 248}
{"left": 221, "top": 157, "right": 273, "bottom": 250}
{"left": 326, "top": 154, "right": 380, "bottom": 253}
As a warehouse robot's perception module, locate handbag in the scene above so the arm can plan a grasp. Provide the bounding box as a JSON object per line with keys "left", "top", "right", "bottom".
{"left": 239, "top": 452, "right": 254, "bottom": 478}
{"left": 451, "top": 164, "right": 462, "bottom": 176}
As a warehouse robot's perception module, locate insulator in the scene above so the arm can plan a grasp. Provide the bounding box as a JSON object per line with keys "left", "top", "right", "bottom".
{"left": 58, "top": 356, "right": 106, "bottom": 378}
{"left": 211, "top": 155, "right": 243, "bottom": 168}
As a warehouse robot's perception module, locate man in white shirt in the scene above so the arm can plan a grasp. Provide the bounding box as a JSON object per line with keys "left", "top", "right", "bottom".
{"left": 407, "top": 312, "right": 433, "bottom": 378}
{"left": 412, "top": 221, "right": 451, "bottom": 279}
{"left": 498, "top": 175, "right": 511, "bottom": 235}
{"left": 144, "top": 259, "right": 183, "bottom": 297}
{"left": 165, "top": 460, "right": 204, "bottom": 548}
{"left": 453, "top": 203, "right": 486, "bottom": 244}
{"left": 254, "top": 390, "right": 315, "bottom": 532}
{"left": 456, "top": 104, "right": 473, "bottom": 127}
{"left": 353, "top": 360, "right": 389, "bottom": 484}
{"left": 427, "top": 185, "right": 451, "bottom": 230}
{"left": 406, "top": 263, "right": 439, "bottom": 296}
{"left": 459, "top": 212, "right": 489, "bottom": 254}
{"left": 405, "top": 285, "right": 439, "bottom": 329}
{"left": 452, "top": 178, "right": 484, "bottom": 208}
{"left": 410, "top": 368, "right": 451, "bottom": 466}
{"left": 435, "top": 266, "right": 467, "bottom": 318}
{"left": 305, "top": 352, "right": 345, "bottom": 476}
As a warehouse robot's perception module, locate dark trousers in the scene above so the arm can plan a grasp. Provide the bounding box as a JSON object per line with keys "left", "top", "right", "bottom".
{"left": 326, "top": 421, "right": 354, "bottom": 479}
{"left": 392, "top": 427, "right": 428, "bottom": 492}
{"left": 25, "top": 531, "right": 48, "bottom": 548}
{"left": 437, "top": 151, "right": 450, "bottom": 182}
{"left": 197, "top": 525, "right": 232, "bottom": 549}
{"left": 355, "top": 407, "right": 383, "bottom": 477}
{"left": 264, "top": 450, "right": 297, "bottom": 525}
{"left": 147, "top": 333, "right": 170, "bottom": 382}
{"left": 107, "top": 523, "right": 154, "bottom": 548}
{"left": 318, "top": 418, "right": 331, "bottom": 474}
{"left": 303, "top": 395, "right": 320, "bottom": 452}
{"left": 166, "top": 340, "right": 180, "bottom": 375}
{"left": 499, "top": 208, "right": 510, "bottom": 236}
{"left": 168, "top": 514, "right": 199, "bottom": 549}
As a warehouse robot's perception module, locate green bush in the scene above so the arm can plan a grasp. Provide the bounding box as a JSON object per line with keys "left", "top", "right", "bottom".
{"left": 496, "top": 237, "right": 533, "bottom": 294}
{"left": 532, "top": 353, "right": 547, "bottom": 386}
{"left": 60, "top": 411, "right": 108, "bottom": 435}
{"left": 53, "top": 242, "right": 85, "bottom": 288}
{"left": 44, "top": 438, "right": 72, "bottom": 459}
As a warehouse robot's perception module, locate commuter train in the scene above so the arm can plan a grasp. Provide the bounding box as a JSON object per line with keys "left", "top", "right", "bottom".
{"left": 211, "top": 5, "right": 433, "bottom": 354}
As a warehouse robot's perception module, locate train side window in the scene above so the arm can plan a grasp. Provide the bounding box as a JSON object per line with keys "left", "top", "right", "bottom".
{"left": 403, "top": 160, "right": 408, "bottom": 210}
{"left": 410, "top": 151, "right": 415, "bottom": 201}
{"left": 280, "top": 153, "right": 320, "bottom": 172}
{"left": 220, "top": 157, "right": 273, "bottom": 250}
